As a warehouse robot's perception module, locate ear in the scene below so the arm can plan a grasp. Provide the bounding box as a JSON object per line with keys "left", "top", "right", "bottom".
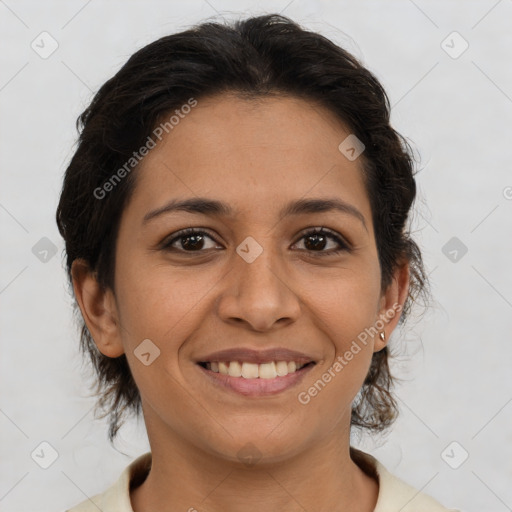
{"left": 71, "top": 258, "right": 125, "bottom": 358}
{"left": 374, "top": 262, "right": 410, "bottom": 352}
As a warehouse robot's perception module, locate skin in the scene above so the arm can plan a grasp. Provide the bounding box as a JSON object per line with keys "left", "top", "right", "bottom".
{"left": 72, "top": 93, "right": 409, "bottom": 512}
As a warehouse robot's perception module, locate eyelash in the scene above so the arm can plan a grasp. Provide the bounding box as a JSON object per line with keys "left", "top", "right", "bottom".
{"left": 160, "top": 227, "right": 351, "bottom": 256}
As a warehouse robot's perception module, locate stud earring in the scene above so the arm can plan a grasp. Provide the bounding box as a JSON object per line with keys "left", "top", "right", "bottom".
{"left": 379, "top": 331, "right": 386, "bottom": 342}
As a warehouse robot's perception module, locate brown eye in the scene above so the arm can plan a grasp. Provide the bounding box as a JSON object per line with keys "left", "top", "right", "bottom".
{"left": 162, "top": 228, "right": 220, "bottom": 252}
{"left": 294, "top": 228, "right": 350, "bottom": 255}
{"left": 161, "top": 227, "right": 350, "bottom": 256}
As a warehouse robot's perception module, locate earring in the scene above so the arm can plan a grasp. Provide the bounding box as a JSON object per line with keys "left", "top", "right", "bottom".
{"left": 379, "top": 331, "right": 386, "bottom": 342}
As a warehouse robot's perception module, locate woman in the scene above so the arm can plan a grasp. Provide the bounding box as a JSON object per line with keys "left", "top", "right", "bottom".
{"left": 58, "top": 13, "right": 460, "bottom": 512}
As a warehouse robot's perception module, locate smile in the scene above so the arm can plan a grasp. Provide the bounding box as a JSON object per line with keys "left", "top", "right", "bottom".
{"left": 196, "top": 360, "right": 316, "bottom": 396}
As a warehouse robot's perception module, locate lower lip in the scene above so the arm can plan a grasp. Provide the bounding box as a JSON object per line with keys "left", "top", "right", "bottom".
{"left": 196, "top": 363, "right": 315, "bottom": 396}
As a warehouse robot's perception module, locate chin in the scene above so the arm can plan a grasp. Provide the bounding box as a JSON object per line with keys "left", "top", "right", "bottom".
{"left": 203, "top": 426, "right": 309, "bottom": 467}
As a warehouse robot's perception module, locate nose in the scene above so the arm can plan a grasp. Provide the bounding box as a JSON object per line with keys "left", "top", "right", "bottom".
{"left": 216, "top": 246, "right": 302, "bottom": 332}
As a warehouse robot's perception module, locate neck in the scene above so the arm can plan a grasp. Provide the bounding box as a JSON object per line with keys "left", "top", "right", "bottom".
{"left": 130, "top": 415, "right": 378, "bottom": 512}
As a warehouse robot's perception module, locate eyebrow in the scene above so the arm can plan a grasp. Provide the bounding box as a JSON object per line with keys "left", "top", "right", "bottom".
{"left": 142, "top": 197, "right": 368, "bottom": 231}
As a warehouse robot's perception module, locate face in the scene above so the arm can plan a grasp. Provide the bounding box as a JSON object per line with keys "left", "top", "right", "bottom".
{"left": 79, "top": 93, "right": 407, "bottom": 464}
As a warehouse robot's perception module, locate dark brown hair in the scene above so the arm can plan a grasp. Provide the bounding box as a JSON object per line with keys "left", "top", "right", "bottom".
{"left": 56, "top": 13, "right": 429, "bottom": 442}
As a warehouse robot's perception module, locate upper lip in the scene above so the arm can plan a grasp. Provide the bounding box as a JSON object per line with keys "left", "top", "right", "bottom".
{"left": 196, "top": 348, "right": 316, "bottom": 365}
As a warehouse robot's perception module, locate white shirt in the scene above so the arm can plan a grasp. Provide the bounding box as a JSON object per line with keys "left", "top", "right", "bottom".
{"left": 66, "top": 448, "right": 460, "bottom": 511}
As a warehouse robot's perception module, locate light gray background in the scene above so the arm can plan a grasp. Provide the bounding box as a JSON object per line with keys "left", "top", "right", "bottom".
{"left": 1, "top": 1, "right": 511, "bottom": 511}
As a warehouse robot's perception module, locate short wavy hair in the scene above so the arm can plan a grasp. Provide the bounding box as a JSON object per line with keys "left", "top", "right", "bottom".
{"left": 56, "top": 13, "right": 429, "bottom": 442}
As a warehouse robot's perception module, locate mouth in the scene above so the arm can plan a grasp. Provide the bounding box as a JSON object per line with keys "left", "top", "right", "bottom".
{"left": 196, "top": 359, "right": 317, "bottom": 396}
{"left": 197, "top": 360, "right": 315, "bottom": 377}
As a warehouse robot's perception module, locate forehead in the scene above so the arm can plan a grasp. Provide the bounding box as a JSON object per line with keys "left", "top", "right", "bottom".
{"left": 125, "top": 93, "right": 372, "bottom": 226}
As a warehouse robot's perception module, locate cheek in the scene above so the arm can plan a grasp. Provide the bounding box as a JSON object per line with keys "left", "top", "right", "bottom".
{"left": 304, "top": 263, "right": 381, "bottom": 384}
{"left": 295, "top": 291, "right": 379, "bottom": 425}
{"left": 307, "top": 260, "right": 382, "bottom": 336}
{"left": 113, "top": 262, "right": 211, "bottom": 407}
{"left": 116, "top": 246, "right": 382, "bottom": 355}
{"left": 114, "top": 252, "right": 209, "bottom": 338}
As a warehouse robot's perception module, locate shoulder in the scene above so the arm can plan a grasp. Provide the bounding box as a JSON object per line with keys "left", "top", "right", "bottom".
{"left": 351, "top": 447, "right": 460, "bottom": 512}
{"left": 65, "top": 452, "right": 152, "bottom": 512}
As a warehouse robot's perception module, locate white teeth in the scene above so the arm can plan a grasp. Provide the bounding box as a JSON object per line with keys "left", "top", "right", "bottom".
{"left": 276, "top": 361, "right": 289, "bottom": 376}
{"left": 228, "top": 361, "right": 242, "bottom": 377}
{"left": 241, "top": 362, "right": 259, "bottom": 379}
{"left": 204, "top": 360, "right": 310, "bottom": 379}
{"left": 259, "top": 362, "right": 277, "bottom": 379}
